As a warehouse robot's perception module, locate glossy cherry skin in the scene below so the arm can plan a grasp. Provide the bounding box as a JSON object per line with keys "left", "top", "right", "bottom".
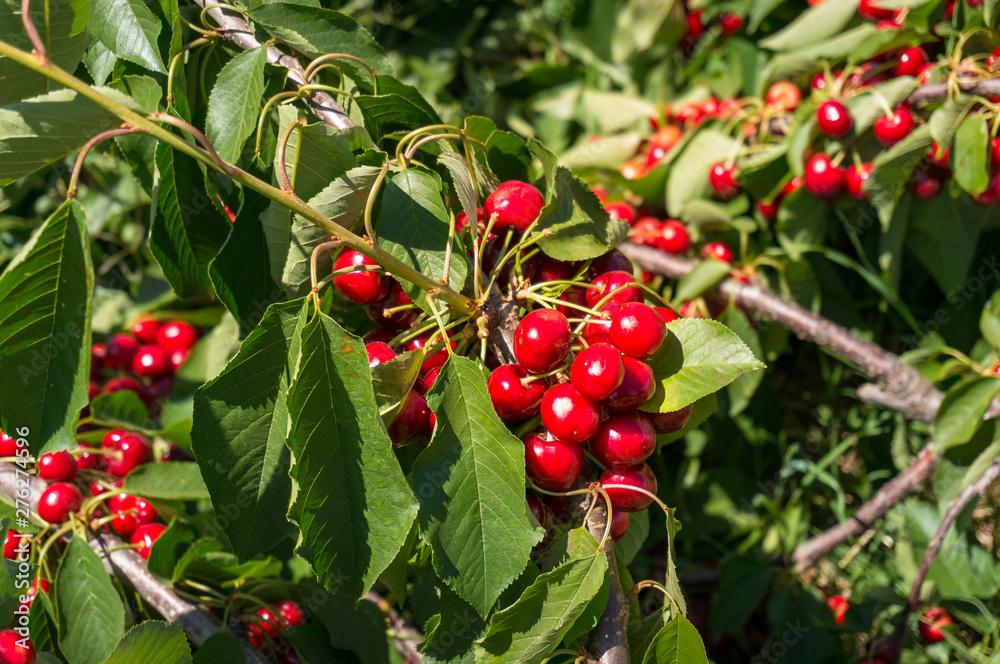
{"left": 132, "top": 317, "right": 161, "bottom": 344}
{"left": 918, "top": 607, "right": 951, "bottom": 644}
{"left": 103, "top": 376, "right": 144, "bottom": 398}
{"left": 581, "top": 304, "right": 620, "bottom": 346}
{"left": 133, "top": 345, "right": 171, "bottom": 378}
{"left": 846, "top": 163, "right": 873, "bottom": 201}
{"left": 873, "top": 107, "right": 915, "bottom": 147}
{"left": 101, "top": 430, "right": 151, "bottom": 477}
{"left": 655, "top": 307, "right": 681, "bottom": 324}
{"left": 105, "top": 333, "right": 139, "bottom": 370}
{"left": 365, "top": 341, "right": 397, "bottom": 368}
{"left": 110, "top": 495, "right": 157, "bottom": 537}
{"left": 646, "top": 404, "right": 693, "bottom": 434}
{"left": 765, "top": 81, "right": 801, "bottom": 111}
{"left": 816, "top": 100, "right": 852, "bottom": 138}
{"left": 974, "top": 173, "right": 1000, "bottom": 207}
{"left": 587, "top": 251, "right": 634, "bottom": 280}
{"left": 18, "top": 577, "right": 50, "bottom": 613}
{"left": 75, "top": 444, "right": 101, "bottom": 470}
{"left": 485, "top": 181, "right": 546, "bottom": 232}
{"left": 488, "top": 364, "right": 546, "bottom": 423}
{"left": 0, "top": 430, "right": 17, "bottom": 457}
{"left": 599, "top": 463, "right": 657, "bottom": 512}
{"left": 3, "top": 529, "right": 28, "bottom": 560}
{"left": 332, "top": 250, "right": 389, "bottom": 305}
{"left": 604, "top": 357, "right": 656, "bottom": 412}
{"left": 0, "top": 630, "right": 35, "bottom": 664}
{"left": 365, "top": 281, "right": 419, "bottom": 331}
{"left": 535, "top": 257, "right": 579, "bottom": 283}
{"left": 513, "top": 309, "right": 571, "bottom": 375}
{"left": 657, "top": 220, "right": 691, "bottom": 254}
{"left": 402, "top": 332, "right": 454, "bottom": 375}
{"left": 418, "top": 367, "right": 442, "bottom": 395}
{"left": 991, "top": 137, "right": 1000, "bottom": 167}
{"left": 523, "top": 432, "right": 585, "bottom": 492}
{"left": 896, "top": 47, "right": 927, "bottom": 77}
{"left": 37, "top": 482, "right": 83, "bottom": 524}
{"left": 609, "top": 510, "right": 630, "bottom": 541}
{"left": 827, "top": 595, "right": 849, "bottom": 625}
{"left": 37, "top": 451, "right": 77, "bottom": 482}
{"left": 604, "top": 202, "right": 636, "bottom": 227}
{"left": 700, "top": 241, "right": 734, "bottom": 264}
{"left": 388, "top": 391, "right": 432, "bottom": 447}
{"left": 708, "top": 163, "right": 740, "bottom": 199}
{"left": 610, "top": 303, "right": 667, "bottom": 358}
{"left": 587, "top": 271, "right": 641, "bottom": 308}
{"left": 131, "top": 523, "right": 167, "bottom": 559}
{"left": 570, "top": 344, "right": 625, "bottom": 402}
{"left": 718, "top": 12, "right": 744, "bottom": 34}
{"left": 804, "top": 154, "right": 846, "bottom": 198}
{"left": 156, "top": 321, "right": 198, "bottom": 351}
{"left": 589, "top": 412, "right": 656, "bottom": 468}
{"left": 910, "top": 169, "right": 944, "bottom": 199}
{"left": 859, "top": 0, "right": 895, "bottom": 20}
{"left": 273, "top": 599, "right": 306, "bottom": 628}
{"left": 541, "top": 384, "right": 602, "bottom": 444}
{"left": 556, "top": 285, "right": 589, "bottom": 318}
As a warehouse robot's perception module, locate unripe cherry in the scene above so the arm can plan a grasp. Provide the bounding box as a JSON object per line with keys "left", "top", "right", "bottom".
{"left": 332, "top": 249, "right": 389, "bottom": 305}
{"left": 586, "top": 271, "right": 641, "bottom": 308}
{"left": 541, "top": 384, "right": 602, "bottom": 444}
{"left": 487, "top": 364, "right": 547, "bottom": 423}
{"left": 588, "top": 412, "right": 656, "bottom": 467}
{"left": 604, "top": 357, "right": 655, "bottom": 412}
{"left": 37, "top": 482, "right": 83, "bottom": 524}
{"left": 646, "top": 404, "right": 693, "bottom": 434}
{"left": 523, "top": 432, "right": 585, "bottom": 492}
{"left": 485, "top": 181, "right": 546, "bottom": 232}
{"left": 570, "top": 344, "right": 625, "bottom": 402}
{"left": 599, "top": 463, "right": 657, "bottom": 512}
{"left": 513, "top": 309, "right": 571, "bottom": 375}
{"left": 610, "top": 303, "right": 667, "bottom": 358}
{"left": 37, "top": 451, "right": 77, "bottom": 482}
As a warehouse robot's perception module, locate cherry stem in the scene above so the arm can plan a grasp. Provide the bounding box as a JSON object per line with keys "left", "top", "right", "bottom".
{"left": 310, "top": 239, "right": 345, "bottom": 299}
{"left": 167, "top": 37, "right": 213, "bottom": 106}
{"left": 20, "top": 0, "right": 48, "bottom": 63}
{"left": 520, "top": 366, "right": 566, "bottom": 385}
{"left": 277, "top": 117, "right": 305, "bottom": 194}
{"left": 255, "top": 91, "right": 299, "bottom": 156}
{"left": 523, "top": 293, "right": 600, "bottom": 317}
{"left": 599, "top": 483, "right": 671, "bottom": 515}
{"left": 634, "top": 580, "right": 669, "bottom": 595}
{"left": 425, "top": 295, "right": 453, "bottom": 356}
{"left": 593, "top": 486, "right": 614, "bottom": 552}
{"left": 364, "top": 161, "right": 391, "bottom": 248}
{"left": 68, "top": 127, "right": 142, "bottom": 197}
{"left": 303, "top": 53, "right": 378, "bottom": 92}
{"left": 185, "top": 579, "right": 229, "bottom": 600}
{"left": 481, "top": 229, "right": 515, "bottom": 297}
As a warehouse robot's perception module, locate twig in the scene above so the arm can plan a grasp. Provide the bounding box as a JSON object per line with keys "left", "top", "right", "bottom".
{"left": 906, "top": 77, "right": 1000, "bottom": 107}
{"left": 19, "top": 0, "right": 47, "bottom": 63}
{"left": 68, "top": 126, "right": 141, "bottom": 196}
{"left": 364, "top": 591, "right": 424, "bottom": 663}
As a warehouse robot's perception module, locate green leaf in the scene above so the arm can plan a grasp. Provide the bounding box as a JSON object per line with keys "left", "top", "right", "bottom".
{"left": 103, "top": 621, "right": 192, "bottom": 664}
{"left": 719, "top": 306, "right": 765, "bottom": 416}
{"left": 89, "top": 0, "right": 165, "bottom": 73}
{"left": 372, "top": 350, "right": 422, "bottom": 426}
{"left": 306, "top": 579, "right": 391, "bottom": 664}
{"left": 641, "top": 615, "right": 708, "bottom": 664}
{"left": 708, "top": 556, "right": 773, "bottom": 634}
{"left": 205, "top": 46, "right": 266, "bottom": 164}
{"left": 483, "top": 130, "right": 532, "bottom": 183}
{"left": 191, "top": 299, "right": 307, "bottom": 560}
{"left": 905, "top": 191, "right": 992, "bottom": 293}
{"left": 672, "top": 259, "right": 732, "bottom": 304}
{"left": 422, "top": 585, "right": 488, "bottom": 664}
{"left": 171, "top": 538, "right": 224, "bottom": 585}
{"left": 475, "top": 529, "right": 608, "bottom": 664}
{"left": 614, "top": 508, "right": 649, "bottom": 566}
{"left": 641, "top": 319, "right": 765, "bottom": 413}
{"left": 954, "top": 114, "right": 990, "bottom": 196}
{"left": 758, "top": 0, "right": 857, "bottom": 50}
{"left": 375, "top": 169, "right": 469, "bottom": 311}
{"left": 90, "top": 391, "right": 149, "bottom": 430}
{"left": 27, "top": 588, "right": 59, "bottom": 658}
{"left": 355, "top": 93, "right": 440, "bottom": 142}
{"left": 535, "top": 166, "right": 628, "bottom": 262}
{"left": 846, "top": 77, "right": 916, "bottom": 135}
{"left": 929, "top": 95, "right": 977, "bottom": 146}
{"left": 56, "top": 536, "right": 125, "bottom": 664}
{"left": 933, "top": 378, "right": 1000, "bottom": 451}
{"left": 123, "top": 462, "right": 209, "bottom": 500}
{"left": 863, "top": 124, "right": 932, "bottom": 231}
{"left": 987, "top": 0, "right": 999, "bottom": 26}
{"left": 980, "top": 291, "right": 1000, "bottom": 351}
{"left": 412, "top": 357, "right": 543, "bottom": 617}
{"left": 0, "top": 200, "right": 92, "bottom": 454}
{"left": 146, "top": 518, "right": 194, "bottom": 580}
{"left": 666, "top": 130, "right": 736, "bottom": 217}
{"left": 151, "top": 144, "right": 232, "bottom": 299}
{"left": 284, "top": 311, "right": 418, "bottom": 599}
{"left": 192, "top": 632, "right": 245, "bottom": 664}
{"left": 438, "top": 152, "right": 479, "bottom": 227}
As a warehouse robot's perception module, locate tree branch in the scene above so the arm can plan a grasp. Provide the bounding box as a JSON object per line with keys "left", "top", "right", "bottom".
{"left": 364, "top": 591, "right": 425, "bottom": 664}
{"left": 905, "top": 77, "right": 1000, "bottom": 108}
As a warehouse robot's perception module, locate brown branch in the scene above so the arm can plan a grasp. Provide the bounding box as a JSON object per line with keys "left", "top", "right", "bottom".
{"left": 364, "top": 591, "right": 424, "bottom": 663}
{"left": 906, "top": 77, "right": 1000, "bottom": 108}
{"left": 19, "top": 0, "right": 48, "bottom": 63}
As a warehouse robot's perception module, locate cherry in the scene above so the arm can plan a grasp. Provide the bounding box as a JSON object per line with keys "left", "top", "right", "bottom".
{"left": 513, "top": 309, "right": 571, "bottom": 375}
{"left": 589, "top": 412, "right": 656, "bottom": 468}
{"left": 781, "top": 176, "right": 803, "bottom": 197}
{"left": 587, "top": 271, "right": 641, "bottom": 308}
{"left": 587, "top": 251, "right": 634, "bottom": 281}
{"left": 332, "top": 250, "right": 389, "bottom": 306}
{"left": 655, "top": 307, "right": 680, "bottom": 325}
{"left": 647, "top": 404, "right": 693, "bottom": 434}
{"left": 657, "top": 220, "right": 691, "bottom": 254}
{"left": 388, "top": 391, "right": 432, "bottom": 447}
{"left": 37, "top": 451, "right": 77, "bottom": 482}
{"left": 685, "top": 9, "right": 705, "bottom": 39}
{"left": 718, "top": 12, "right": 744, "bottom": 34}
{"left": 991, "top": 137, "right": 1000, "bottom": 167}
{"left": 536, "top": 257, "right": 579, "bottom": 283}
{"left": 523, "top": 432, "right": 585, "bottom": 492}
{"left": 3, "top": 529, "right": 28, "bottom": 560}
{"left": 804, "top": 154, "right": 846, "bottom": 198}
{"left": 18, "top": 578, "right": 50, "bottom": 613}
{"left": 365, "top": 280, "right": 419, "bottom": 331}
{"left": 599, "top": 463, "right": 657, "bottom": 512}
{"left": 896, "top": 47, "right": 927, "bottom": 77}
{"left": 974, "top": 173, "right": 1000, "bottom": 206}
{"left": 278, "top": 643, "right": 303, "bottom": 664}
{"left": 708, "top": 163, "right": 740, "bottom": 199}
{"left": 609, "top": 510, "right": 630, "bottom": 541}
{"left": 816, "top": 100, "right": 853, "bottom": 138}
{"left": 75, "top": 444, "right": 100, "bottom": 470}
{"left": 570, "top": 344, "right": 624, "bottom": 402}
{"left": 132, "top": 317, "right": 161, "bottom": 344}
{"left": 541, "top": 384, "right": 602, "bottom": 444}
{"left": 37, "top": 482, "right": 83, "bottom": 524}
{"left": 0, "top": 630, "right": 35, "bottom": 664}
{"left": 609, "top": 303, "right": 667, "bottom": 359}
{"left": 859, "top": 0, "right": 894, "bottom": 20}
{"left": 630, "top": 217, "right": 661, "bottom": 246}
{"left": 103, "top": 377, "right": 145, "bottom": 401}
{"left": 910, "top": 168, "right": 944, "bottom": 199}
{"left": 488, "top": 364, "right": 546, "bottom": 423}
{"left": 132, "top": 345, "right": 170, "bottom": 378}
{"left": 581, "top": 304, "right": 620, "bottom": 346}
{"left": 479, "top": 234, "right": 538, "bottom": 286}
{"left": 365, "top": 342, "right": 397, "bottom": 368}
{"left": 765, "top": 81, "right": 801, "bottom": 111}
{"left": 101, "top": 430, "right": 151, "bottom": 477}
{"left": 485, "top": 181, "right": 546, "bottom": 232}
{"left": 0, "top": 430, "right": 16, "bottom": 457}
{"left": 110, "top": 495, "right": 157, "bottom": 537}
{"left": 273, "top": 599, "right": 306, "bottom": 628}
{"left": 700, "top": 241, "right": 733, "bottom": 264}
{"left": 827, "top": 595, "right": 849, "bottom": 625}
{"left": 873, "top": 107, "right": 915, "bottom": 147}
{"left": 845, "top": 163, "right": 873, "bottom": 200}
{"left": 156, "top": 321, "right": 198, "bottom": 351}
{"left": 168, "top": 348, "right": 189, "bottom": 372}
{"left": 604, "top": 357, "right": 656, "bottom": 412}
{"left": 527, "top": 493, "right": 547, "bottom": 527}
{"left": 455, "top": 207, "right": 484, "bottom": 233}
{"left": 918, "top": 606, "right": 951, "bottom": 644}
{"left": 605, "top": 202, "right": 637, "bottom": 227}
{"left": 131, "top": 523, "right": 167, "bottom": 559}
{"left": 402, "top": 332, "right": 454, "bottom": 375}
{"left": 105, "top": 333, "right": 139, "bottom": 370}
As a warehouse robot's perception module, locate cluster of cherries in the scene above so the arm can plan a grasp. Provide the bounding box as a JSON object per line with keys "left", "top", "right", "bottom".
{"left": 242, "top": 598, "right": 308, "bottom": 664}
{"left": 90, "top": 318, "right": 200, "bottom": 411}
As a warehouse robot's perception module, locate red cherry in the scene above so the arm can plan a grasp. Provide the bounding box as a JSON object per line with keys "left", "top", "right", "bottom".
{"left": 37, "top": 482, "right": 83, "bottom": 524}
{"left": 605, "top": 202, "right": 637, "bottom": 227}
{"left": 589, "top": 412, "right": 656, "bottom": 468}
{"left": 455, "top": 207, "right": 484, "bottom": 233}
{"left": 0, "top": 630, "right": 35, "bottom": 664}
{"left": 388, "top": 391, "right": 432, "bottom": 447}
{"left": 757, "top": 200, "right": 779, "bottom": 220}
{"left": 156, "top": 321, "right": 198, "bottom": 351}
{"left": 103, "top": 376, "right": 144, "bottom": 398}
{"left": 417, "top": 368, "right": 443, "bottom": 396}
{"left": 168, "top": 348, "right": 189, "bottom": 372}
{"left": 488, "top": 364, "right": 547, "bottom": 423}
{"left": 765, "top": 81, "right": 801, "bottom": 111}
{"left": 364, "top": 329, "right": 396, "bottom": 345}
{"left": 657, "top": 220, "right": 691, "bottom": 254}
{"left": 37, "top": 451, "right": 77, "bottom": 482}
{"left": 523, "top": 432, "right": 585, "bottom": 492}
{"left": 365, "top": 342, "right": 397, "bottom": 368}
{"left": 273, "top": 599, "right": 306, "bottom": 628}
{"left": 846, "top": 163, "right": 874, "bottom": 201}
{"left": 700, "top": 241, "right": 734, "bottom": 264}
{"left": 896, "top": 47, "right": 927, "bottom": 77}
{"left": 630, "top": 217, "right": 660, "bottom": 246}
{"left": 599, "top": 463, "right": 657, "bottom": 512}
{"left": 654, "top": 307, "right": 681, "bottom": 325}
{"left": 859, "top": 0, "right": 894, "bottom": 20}
{"left": 587, "top": 271, "right": 641, "bottom": 308}
{"left": 581, "top": 304, "right": 621, "bottom": 346}
{"left": 827, "top": 595, "right": 849, "bottom": 625}
{"left": 990, "top": 137, "right": 1000, "bottom": 167}
{"left": 485, "top": 181, "right": 546, "bottom": 232}
{"left": 718, "top": 12, "right": 744, "bottom": 34}
{"left": 610, "top": 303, "right": 667, "bottom": 359}
{"left": 541, "top": 384, "right": 602, "bottom": 444}
{"left": 278, "top": 643, "right": 303, "bottom": 664}
{"left": 132, "top": 345, "right": 170, "bottom": 378}
{"left": 804, "top": 154, "right": 846, "bottom": 198}
{"left": 974, "top": 173, "right": 1000, "bottom": 206}
{"left": 685, "top": 9, "right": 705, "bottom": 39}
{"left": 587, "top": 251, "right": 634, "bottom": 280}
{"left": 527, "top": 493, "right": 547, "bottom": 527}
{"left": 910, "top": 168, "right": 944, "bottom": 199}
{"left": 781, "top": 176, "right": 803, "bottom": 197}
{"left": 75, "top": 444, "right": 101, "bottom": 470}
{"left": 18, "top": 578, "right": 50, "bottom": 613}
{"left": 570, "top": 344, "right": 625, "bottom": 402}
{"left": 918, "top": 606, "right": 951, "bottom": 644}
{"left": 536, "top": 258, "right": 580, "bottom": 283}
{"left": 132, "top": 317, "right": 161, "bottom": 344}
{"left": 110, "top": 495, "right": 157, "bottom": 537}
{"left": 609, "top": 510, "right": 629, "bottom": 541}
{"left": 0, "top": 430, "right": 16, "bottom": 457}
{"left": 708, "top": 163, "right": 740, "bottom": 199}
{"left": 604, "top": 357, "right": 655, "bottom": 412}
{"left": 556, "top": 285, "right": 589, "bottom": 318}
{"left": 646, "top": 404, "right": 693, "bottom": 434}
{"left": 816, "top": 100, "right": 853, "bottom": 138}
{"left": 332, "top": 250, "right": 389, "bottom": 306}
{"left": 105, "top": 333, "right": 139, "bottom": 370}
{"left": 402, "top": 332, "right": 455, "bottom": 375}
{"left": 3, "top": 530, "right": 28, "bottom": 560}
{"left": 513, "top": 309, "right": 571, "bottom": 375}
{"left": 873, "top": 107, "right": 915, "bottom": 147}
{"left": 101, "top": 430, "right": 151, "bottom": 477}
{"left": 131, "top": 523, "right": 167, "bottom": 559}
{"left": 365, "top": 280, "right": 419, "bottom": 331}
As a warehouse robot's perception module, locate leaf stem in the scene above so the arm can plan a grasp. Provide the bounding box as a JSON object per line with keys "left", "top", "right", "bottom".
{"left": 67, "top": 126, "right": 141, "bottom": 197}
